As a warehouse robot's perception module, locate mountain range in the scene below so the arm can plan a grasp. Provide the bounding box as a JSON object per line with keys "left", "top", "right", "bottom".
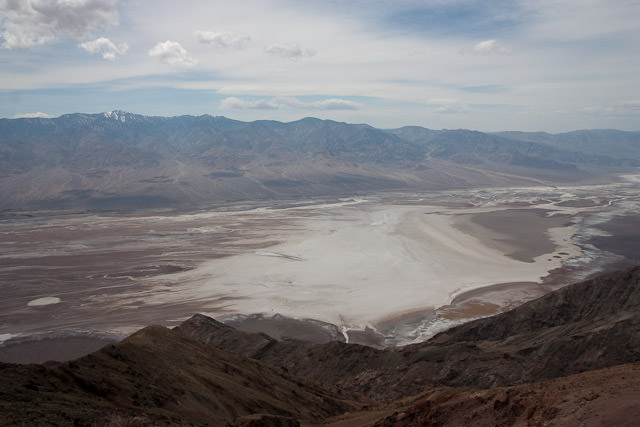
{"left": 1, "top": 266, "right": 639, "bottom": 426}
{"left": 2, "top": 111, "right": 639, "bottom": 210}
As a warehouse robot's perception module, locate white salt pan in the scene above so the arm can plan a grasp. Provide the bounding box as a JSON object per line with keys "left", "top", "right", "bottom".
{"left": 148, "top": 203, "right": 574, "bottom": 331}
{"left": 27, "top": 297, "right": 61, "bottom": 307}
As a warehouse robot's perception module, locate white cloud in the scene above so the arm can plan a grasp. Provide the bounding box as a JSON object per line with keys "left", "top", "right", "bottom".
{"left": 79, "top": 36, "right": 127, "bottom": 60}
{"left": 148, "top": 40, "right": 197, "bottom": 67}
{"left": 220, "top": 97, "right": 361, "bottom": 110}
{"left": 195, "top": 30, "right": 250, "bottom": 48}
{"left": 525, "top": 1, "right": 640, "bottom": 44}
{"left": 311, "top": 99, "right": 361, "bottom": 110}
{"left": 583, "top": 100, "right": 640, "bottom": 116}
{"left": 1, "top": 0, "right": 119, "bottom": 49}
{"left": 220, "top": 97, "right": 279, "bottom": 110}
{"left": 426, "top": 98, "right": 470, "bottom": 114}
{"left": 12, "top": 112, "right": 51, "bottom": 118}
{"left": 471, "top": 39, "right": 511, "bottom": 54}
{"left": 265, "top": 43, "right": 315, "bottom": 59}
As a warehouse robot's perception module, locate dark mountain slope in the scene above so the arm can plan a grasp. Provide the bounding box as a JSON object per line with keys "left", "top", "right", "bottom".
{"left": 357, "top": 362, "right": 640, "bottom": 427}
{"left": 0, "top": 325, "right": 357, "bottom": 426}
{"left": 175, "top": 314, "right": 404, "bottom": 400}
{"left": 177, "top": 266, "right": 640, "bottom": 400}
{"left": 435, "top": 265, "right": 640, "bottom": 341}
{"left": 416, "top": 266, "right": 640, "bottom": 384}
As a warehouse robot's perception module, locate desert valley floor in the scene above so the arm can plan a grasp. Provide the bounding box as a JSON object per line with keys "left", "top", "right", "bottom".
{"left": 1, "top": 174, "right": 639, "bottom": 362}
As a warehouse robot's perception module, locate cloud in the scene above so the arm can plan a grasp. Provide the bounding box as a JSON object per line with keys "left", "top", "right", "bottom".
{"left": 220, "top": 97, "right": 279, "bottom": 110}
{"left": 311, "top": 99, "right": 362, "bottom": 110}
{"left": 583, "top": 100, "right": 640, "bottom": 116}
{"left": 1, "top": 0, "right": 119, "bottom": 49}
{"left": 460, "top": 85, "right": 506, "bottom": 93}
{"left": 79, "top": 36, "right": 127, "bottom": 60}
{"left": 471, "top": 39, "right": 511, "bottom": 54}
{"left": 220, "top": 97, "right": 361, "bottom": 110}
{"left": 12, "top": 112, "right": 51, "bottom": 118}
{"left": 265, "top": 43, "right": 315, "bottom": 59}
{"left": 426, "top": 98, "right": 470, "bottom": 114}
{"left": 195, "top": 30, "right": 250, "bottom": 48}
{"left": 148, "top": 40, "right": 198, "bottom": 67}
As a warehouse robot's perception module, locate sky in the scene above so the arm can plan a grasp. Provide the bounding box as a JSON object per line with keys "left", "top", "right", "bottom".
{"left": 1, "top": 0, "right": 639, "bottom": 132}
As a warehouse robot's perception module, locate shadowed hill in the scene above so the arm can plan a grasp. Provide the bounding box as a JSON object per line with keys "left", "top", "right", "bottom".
{"left": 336, "top": 362, "right": 640, "bottom": 427}
{"left": 415, "top": 266, "right": 640, "bottom": 385}
{"left": 0, "top": 325, "right": 357, "bottom": 426}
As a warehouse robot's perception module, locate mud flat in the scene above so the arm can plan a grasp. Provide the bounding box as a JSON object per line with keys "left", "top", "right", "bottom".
{"left": 589, "top": 214, "right": 640, "bottom": 266}
{"left": 454, "top": 209, "right": 574, "bottom": 262}
{"left": 1, "top": 178, "right": 639, "bottom": 360}
{"left": 0, "top": 336, "right": 116, "bottom": 364}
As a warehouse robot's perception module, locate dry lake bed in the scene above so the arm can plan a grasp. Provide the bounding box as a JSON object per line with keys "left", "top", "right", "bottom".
{"left": 1, "top": 175, "right": 639, "bottom": 362}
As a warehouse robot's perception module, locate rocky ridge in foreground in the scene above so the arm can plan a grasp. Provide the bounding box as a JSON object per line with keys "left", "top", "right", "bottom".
{"left": 1, "top": 266, "right": 639, "bottom": 426}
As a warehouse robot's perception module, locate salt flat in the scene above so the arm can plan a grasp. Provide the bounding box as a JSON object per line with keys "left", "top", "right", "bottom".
{"left": 160, "top": 203, "right": 568, "bottom": 334}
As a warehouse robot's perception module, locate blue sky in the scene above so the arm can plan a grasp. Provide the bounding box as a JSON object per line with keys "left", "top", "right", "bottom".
{"left": 1, "top": 0, "right": 639, "bottom": 131}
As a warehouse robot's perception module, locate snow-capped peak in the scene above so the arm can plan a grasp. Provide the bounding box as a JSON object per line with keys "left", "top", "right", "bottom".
{"left": 104, "top": 110, "right": 137, "bottom": 122}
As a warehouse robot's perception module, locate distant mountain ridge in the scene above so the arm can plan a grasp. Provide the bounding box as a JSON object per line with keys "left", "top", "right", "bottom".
{"left": 1, "top": 112, "right": 639, "bottom": 209}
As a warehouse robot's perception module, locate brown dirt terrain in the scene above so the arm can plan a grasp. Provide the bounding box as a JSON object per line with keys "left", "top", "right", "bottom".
{"left": 326, "top": 362, "right": 640, "bottom": 427}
